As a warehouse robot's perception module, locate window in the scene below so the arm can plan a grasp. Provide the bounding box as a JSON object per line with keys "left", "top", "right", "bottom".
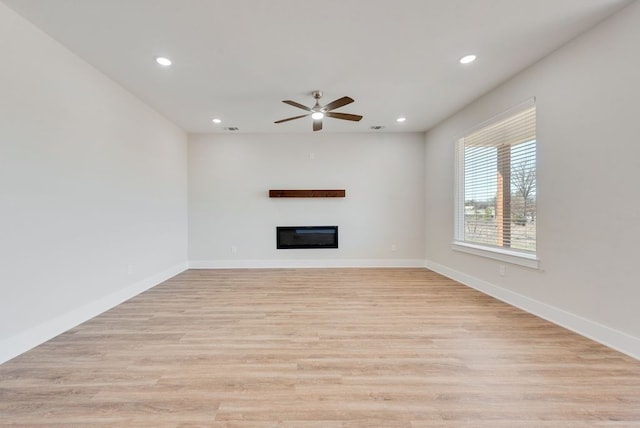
{"left": 454, "top": 99, "right": 538, "bottom": 267}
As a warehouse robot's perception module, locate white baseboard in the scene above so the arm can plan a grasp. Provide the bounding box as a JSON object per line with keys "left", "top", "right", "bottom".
{"left": 189, "top": 259, "right": 426, "bottom": 269}
{"left": 0, "top": 262, "right": 188, "bottom": 365}
{"left": 424, "top": 259, "right": 640, "bottom": 360}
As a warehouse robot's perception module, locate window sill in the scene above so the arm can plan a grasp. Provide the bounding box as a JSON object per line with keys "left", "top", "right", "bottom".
{"left": 452, "top": 241, "right": 539, "bottom": 269}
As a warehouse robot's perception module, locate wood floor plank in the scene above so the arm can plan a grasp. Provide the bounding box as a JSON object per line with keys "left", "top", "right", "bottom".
{"left": 1, "top": 268, "right": 639, "bottom": 426}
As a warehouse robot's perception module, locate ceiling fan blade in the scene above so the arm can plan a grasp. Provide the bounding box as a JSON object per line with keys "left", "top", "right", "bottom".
{"left": 313, "top": 119, "right": 323, "bottom": 131}
{"left": 282, "top": 100, "right": 311, "bottom": 111}
{"left": 323, "top": 96, "right": 354, "bottom": 111}
{"left": 325, "top": 112, "right": 363, "bottom": 122}
{"left": 274, "top": 114, "right": 309, "bottom": 124}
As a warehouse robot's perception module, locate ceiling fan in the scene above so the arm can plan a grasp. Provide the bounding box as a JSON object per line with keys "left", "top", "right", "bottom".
{"left": 274, "top": 90, "right": 363, "bottom": 131}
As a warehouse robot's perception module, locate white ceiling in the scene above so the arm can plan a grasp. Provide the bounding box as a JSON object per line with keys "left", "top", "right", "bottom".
{"left": 2, "top": 0, "right": 633, "bottom": 133}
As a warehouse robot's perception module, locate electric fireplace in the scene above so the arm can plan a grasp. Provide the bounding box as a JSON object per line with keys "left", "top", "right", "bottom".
{"left": 276, "top": 226, "right": 338, "bottom": 249}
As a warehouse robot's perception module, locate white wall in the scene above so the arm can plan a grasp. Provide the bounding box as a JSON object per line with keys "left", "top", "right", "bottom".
{"left": 424, "top": 1, "right": 640, "bottom": 358}
{"left": 0, "top": 3, "right": 189, "bottom": 363}
{"left": 189, "top": 132, "right": 425, "bottom": 267}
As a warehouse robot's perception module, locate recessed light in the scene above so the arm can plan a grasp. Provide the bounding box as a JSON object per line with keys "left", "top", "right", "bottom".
{"left": 396, "top": 117, "right": 406, "bottom": 123}
{"left": 155, "top": 57, "right": 172, "bottom": 66}
{"left": 212, "top": 118, "right": 222, "bottom": 124}
{"left": 459, "top": 54, "right": 477, "bottom": 64}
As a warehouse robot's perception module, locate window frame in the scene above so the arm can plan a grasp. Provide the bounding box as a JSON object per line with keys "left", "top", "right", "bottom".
{"left": 453, "top": 98, "right": 539, "bottom": 269}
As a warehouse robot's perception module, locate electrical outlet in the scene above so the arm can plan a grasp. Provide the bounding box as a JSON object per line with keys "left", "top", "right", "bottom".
{"left": 499, "top": 264, "right": 506, "bottom": 277}
{"left": 231, "top": 245, "right": 238, "bottom": 253}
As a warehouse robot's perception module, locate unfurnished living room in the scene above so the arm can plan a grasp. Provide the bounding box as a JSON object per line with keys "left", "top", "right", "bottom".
{"left": 1, "top": 0, "right": 640, "bottom": 426}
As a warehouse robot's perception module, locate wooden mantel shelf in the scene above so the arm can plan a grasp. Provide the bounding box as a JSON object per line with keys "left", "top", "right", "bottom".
{"left": 269, "top": 189, "right": 346, "bottom": 198}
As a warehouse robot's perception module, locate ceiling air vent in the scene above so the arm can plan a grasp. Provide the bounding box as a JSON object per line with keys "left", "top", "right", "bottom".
{"left": 224, "top": 127, "right": 239, "bottom": 131}
{"left": 370, "top": 125, "right": 385, "bottom": 130}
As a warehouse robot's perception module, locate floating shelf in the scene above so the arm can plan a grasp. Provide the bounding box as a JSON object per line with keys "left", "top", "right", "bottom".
{"left": 269, "top": 189, "right": 346, "bottom": 198}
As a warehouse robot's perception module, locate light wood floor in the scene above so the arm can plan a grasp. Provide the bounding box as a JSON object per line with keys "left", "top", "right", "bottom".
{"left": 1, "top": 268, "right": 639, "bottom": 427}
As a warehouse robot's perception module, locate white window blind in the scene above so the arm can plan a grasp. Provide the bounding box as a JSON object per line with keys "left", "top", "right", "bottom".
{"left": 455, "top": 99, "right": 537, "bottom": 258}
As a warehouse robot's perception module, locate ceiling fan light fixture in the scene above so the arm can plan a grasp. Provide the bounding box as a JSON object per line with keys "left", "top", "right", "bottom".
{"left": 311, "top": 112, "right": 324, "bottom": 120}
